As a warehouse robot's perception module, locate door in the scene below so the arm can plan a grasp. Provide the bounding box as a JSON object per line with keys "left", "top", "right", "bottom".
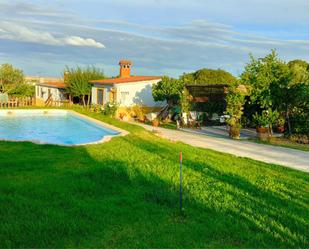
{"left": 97, "top": 88, "right": 104, "bottom": 105}
{"left": 109, "top": 88, "right": 116, "bottom": 103}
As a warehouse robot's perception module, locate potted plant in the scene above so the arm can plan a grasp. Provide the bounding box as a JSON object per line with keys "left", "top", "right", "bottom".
{"left": 277, "top": 117, "right": 285, "bottom": 133}
{"left": 225, "top": 82, "right": 248, "bottom": 140}
{"left": 152, "top": 118, "right": 160, "bottom": 127}
{"left": 138, "top": 115, "right": 146, "bottom": 123}
{"left": 228, "top": 118, "right": 241, "bottom": 139}
{"left": 253, "top": 112, "right": 269, "bottom": 140}
{"left": 119, "top": 112, "right": 126, "bottom": 120}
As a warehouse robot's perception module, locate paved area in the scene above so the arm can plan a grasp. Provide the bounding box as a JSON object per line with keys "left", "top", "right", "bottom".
{"left": 182, "top": 126, "right": 282, "bottom": 139}
{"left": 132, "top": 122, "right": 309, "bottom": 172}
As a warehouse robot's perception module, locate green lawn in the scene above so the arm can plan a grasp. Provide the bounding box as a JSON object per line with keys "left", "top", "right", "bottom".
{"left": 1, "top": 109, "right": 308, "bottom": 248}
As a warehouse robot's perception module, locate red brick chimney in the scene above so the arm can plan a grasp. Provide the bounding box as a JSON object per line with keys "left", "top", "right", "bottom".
{"left": 119, "top": 60, "right": 132, "bottom": 78}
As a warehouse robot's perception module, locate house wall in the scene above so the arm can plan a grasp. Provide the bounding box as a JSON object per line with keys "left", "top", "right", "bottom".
{"left": 35, "top": 85, "right": 65, "bottom": 102}
{"left": 91, "top": 79, "right": 164, "bottom": 108}
{"left": 91, "top": 84, "right": 113, "bottom": 105}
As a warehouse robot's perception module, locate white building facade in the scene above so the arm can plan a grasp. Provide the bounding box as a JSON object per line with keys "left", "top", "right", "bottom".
{"left": 90, "top": 60, "right": 164, "bottom": 108}
{"left": 35, "top": 82, "right": 68, "bottom": 104}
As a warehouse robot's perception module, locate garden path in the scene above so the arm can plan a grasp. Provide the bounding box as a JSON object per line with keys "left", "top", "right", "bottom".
{"left": 131, "top": 122, "right": 309, "bottom": 172}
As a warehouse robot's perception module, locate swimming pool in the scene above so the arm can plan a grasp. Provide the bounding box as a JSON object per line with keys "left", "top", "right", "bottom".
{"left": 0, "top": 110, "right": 123, "bottom": 145}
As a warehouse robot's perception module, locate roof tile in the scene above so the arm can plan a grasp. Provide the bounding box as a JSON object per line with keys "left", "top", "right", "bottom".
{"left": 90, "top": 76, "right": 161, "bottom": 85}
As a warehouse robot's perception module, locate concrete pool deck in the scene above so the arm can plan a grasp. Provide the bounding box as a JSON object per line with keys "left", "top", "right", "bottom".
{"left": 131, "top": 121, "right": 309, "bottom": 172}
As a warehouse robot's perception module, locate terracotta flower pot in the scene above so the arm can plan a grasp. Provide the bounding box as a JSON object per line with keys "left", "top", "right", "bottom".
{"left": 138, "top": 116, "right": 146, "bottom": 123}
{"left": 119, "top": 113, "right": 126, "bottom": 120}
{"left": 256, "top": 126, "right": 268, "bottom": 133}
{"left": 277, "top": 126, "right": 285, "bottom": 133}
{"left": 256, "top": 126, "right": 268, "bottom": 141}
{"left": 229, "top": 126, "right": 240, "bottom": 139}
{"left": 152, "top": 119, "right": 159, "bottom": 127}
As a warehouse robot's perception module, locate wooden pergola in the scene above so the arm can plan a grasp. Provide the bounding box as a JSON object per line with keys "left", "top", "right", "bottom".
{"left": 185, "top": 84, "right": 229, "bottom": 103}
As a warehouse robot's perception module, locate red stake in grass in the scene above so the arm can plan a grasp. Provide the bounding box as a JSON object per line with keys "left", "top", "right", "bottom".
{"left": 179, "top": 151, "right": 183, "bottom": 212}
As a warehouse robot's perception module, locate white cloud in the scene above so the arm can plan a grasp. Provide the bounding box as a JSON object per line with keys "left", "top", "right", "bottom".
{"left": 0, "top": 1, "right": 308, "bottom": 77}
{"left": 64, "top": 36, "right": 105, "bottom": 48}
{"left": 0, "top": 21, "right": 105, "bottom": 48}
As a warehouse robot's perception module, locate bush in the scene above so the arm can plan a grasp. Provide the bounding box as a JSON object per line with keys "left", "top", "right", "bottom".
{"left": 10, "top": 84, "right": 35, "bottom": 97}
{"left": 289, "top": 134, "right": 309, "bottom": 144}
{"left": 131, "top": 105, "right": 146, "bottom": 121}
{"left": 103, "top": 102, "right": 118, "bottom": 117}
{"left": 290, "top": 104, "right": 309, "bottom": 136}
{"left": 253, "top": 109, "right": 279, "bottom": 136}
{"left": 90, "top": 104, "right": 104, "bottom": 113}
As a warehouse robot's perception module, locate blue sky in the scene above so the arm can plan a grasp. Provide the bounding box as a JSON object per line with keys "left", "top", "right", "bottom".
{"left": 0, "top": 0, "right": 308, "bottom": 78}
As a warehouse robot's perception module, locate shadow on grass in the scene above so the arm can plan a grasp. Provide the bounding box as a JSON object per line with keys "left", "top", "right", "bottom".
{"left": 0, "top": 141, "right": 308, "bottom": 248}
{"left": 185, "top": 158, "right": 308, "bottom": 240}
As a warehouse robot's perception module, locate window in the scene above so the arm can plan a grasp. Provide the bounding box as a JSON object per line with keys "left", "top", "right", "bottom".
{"left": 120, "top": 91, "right": 129, "bottom": 104}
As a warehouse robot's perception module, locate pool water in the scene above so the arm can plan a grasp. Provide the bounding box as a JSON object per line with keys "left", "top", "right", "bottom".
{"left": 0, "top": 110, "right": 119, "bottom": 145}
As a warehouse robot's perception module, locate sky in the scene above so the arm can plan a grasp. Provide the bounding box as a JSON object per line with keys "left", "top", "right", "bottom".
{"left": 0, "top": 0, "right": 308, "bottom": 78}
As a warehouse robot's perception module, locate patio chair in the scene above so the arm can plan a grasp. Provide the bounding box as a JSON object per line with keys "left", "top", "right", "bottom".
{"left": 182, "top": 113, "right": 188, "bottom": 126}
{"left": 188, "top": 111, "right": 202, "bottom": 129}
{"left": 211, "top": 113, "right": 219, "bottom": 121}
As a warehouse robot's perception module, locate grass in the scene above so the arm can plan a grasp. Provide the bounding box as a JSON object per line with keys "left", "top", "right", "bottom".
{"left": 250, "top": 137, "right": 309, "bottom": 152}
{"left": 0, "top": 108, "right": 308, "bottom": 248}
{"left": 144, "top": 120, "right": 178, "bottom": 130}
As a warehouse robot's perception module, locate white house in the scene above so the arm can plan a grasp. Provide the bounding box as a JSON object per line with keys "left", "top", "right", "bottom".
{"left": 35, "top": 81, "right": 68, "bottom": 105}
{"left": 90, "top": 60, "right": 164, "bottom": 108}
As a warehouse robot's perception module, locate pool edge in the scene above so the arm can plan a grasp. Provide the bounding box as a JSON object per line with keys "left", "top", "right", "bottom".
{"left": 68, "top": 110, "right": 129, "bottom": 146}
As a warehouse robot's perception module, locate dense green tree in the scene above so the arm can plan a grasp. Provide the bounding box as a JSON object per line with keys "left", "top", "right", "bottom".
{"left": 65, "top": 66, "right": 105, "bottom": 106}
{"left": 152, "top": 76, "right": 184, "bottom": 107}
{"left": 152, "top": 76, "right": 184, "bottom": 119}
{"left": 241, "top": 50, "right": 291, "bottom": 110}
{"left": 181, "top": 68, "right": 235, "bottom": 85}
{"left": 0, "top": 64, "right": 24, "bottom": 94}
{"left": 288, "top": 59, "right": 309, "bottom": 70}
{"left": 10, "top": 84, "right": 35, "bottom": 97}
{"left": 241, "top": 51, "right": 309, "bottom": 135}
{"left": 288, "top": 59, "right": 309, "bottom": 85}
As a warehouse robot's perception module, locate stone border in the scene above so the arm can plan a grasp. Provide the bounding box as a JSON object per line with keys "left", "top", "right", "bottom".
{"left": 0, "top": 109, "right": 129, "bottom": 146}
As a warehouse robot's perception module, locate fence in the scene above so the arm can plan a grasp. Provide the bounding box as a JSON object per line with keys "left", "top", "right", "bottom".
{"left": 44, "top": 94, "right": 72, "bottom": 108}
{"left": 0, "top": 97, "right": 35, "bottom": 108}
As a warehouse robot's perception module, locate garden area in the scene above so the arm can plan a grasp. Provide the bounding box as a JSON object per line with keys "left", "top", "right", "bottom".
{"left": 138, "top": 51, "right": 309, "bottom": 151}
{"left": 0, "top": 107, "right": 308, "bottom": 248}
{"left": 0, "top": 51, "right": 308, "bottom": 248}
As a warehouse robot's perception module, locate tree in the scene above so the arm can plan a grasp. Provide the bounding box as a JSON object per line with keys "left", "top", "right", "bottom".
{"left": 288, "top": 59, "right": 309, "bottom": 71}
{"left": 65, "top": 66, "right": 104, "bottom": 106}
{"left": 288, "top": 60, "right": 309, "bottom": 85}
{"left": 241, "top": 51, "right": 309, "bottom": 135}
{"left": 0, "top": 64, "right": 24, "bottom": 94}
{"left": 181, "top": 68, "right": 236, "bottom": 85}
{"left": 152, "top": 76, "right": 184, "bottom": 107}
{"left": 152, "top": 76, "right": 184, "bottom": 119}
{"left": 241, "top": 50, "right": 291, "bottom": 110}
{"left": 10, "top": 84, "right": 35, "bottom": 97}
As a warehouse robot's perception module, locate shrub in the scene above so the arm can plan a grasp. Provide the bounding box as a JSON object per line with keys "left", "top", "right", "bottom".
{"left": 253, "top": 109, "right": 278, "bottom": 128}
{"left": 131, "top": 105, "right": 146, "bottom": 121}
{"left": 289, "top": 134, "right": 309, "bottom": 144}
{"left": 277, "top": 117, "right": 286, "bottom": 127}
{"left": 225, "top": 82, "right": 248, "bottom": 139}
{"left": 290, "top": 104, "right": 309, "bottom": 136}
{"left": 103, "top": 102, "right": 118, "bottom": 117}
